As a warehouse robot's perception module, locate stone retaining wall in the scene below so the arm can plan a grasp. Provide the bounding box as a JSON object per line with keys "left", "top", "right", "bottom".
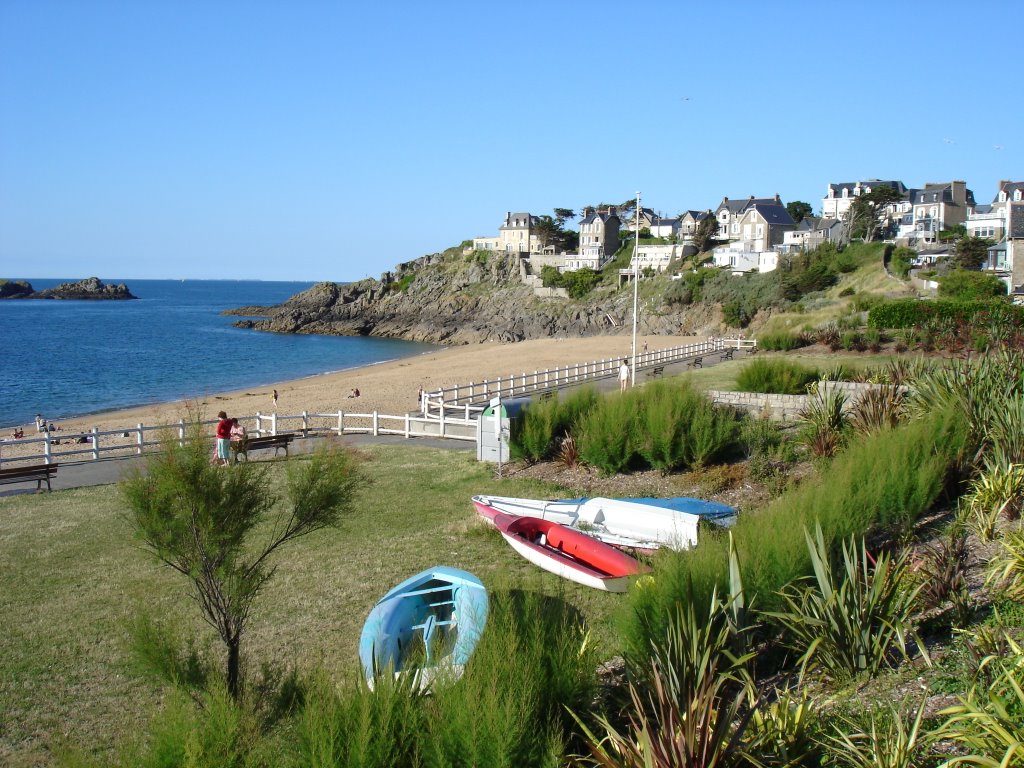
{"left": 709, "top": 381, "right": 905, "bottom": 422}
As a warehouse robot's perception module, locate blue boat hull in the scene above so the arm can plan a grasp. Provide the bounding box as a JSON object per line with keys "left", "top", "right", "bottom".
{"left": 359, "top": 566, "right": 488, "bottom": 688}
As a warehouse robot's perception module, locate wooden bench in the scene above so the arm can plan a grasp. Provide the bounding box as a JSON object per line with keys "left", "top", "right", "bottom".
{"left": 537, "top": 390, "right": 556, "bottom": 402}
{"left": 689, "top": 356, "right": 703, "bottom": 369}
{"left": 720, "top": 348, "right": 735, "bottom": 361}
{"left": 0, "top": 462, "right": 58, "bottom": 492}
{"left": 232, "top": 433, "right": 295, "bottom": 462}
{"left": 645, "top": 365, "right": 665, "bottom": 379}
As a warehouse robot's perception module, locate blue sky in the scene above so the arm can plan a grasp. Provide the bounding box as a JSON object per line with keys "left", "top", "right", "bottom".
{"left": 1, "top": 0, "right": 1021, "bottom": 282}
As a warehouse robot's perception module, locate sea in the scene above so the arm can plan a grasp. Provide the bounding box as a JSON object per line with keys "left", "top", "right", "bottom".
{"left": 0, "top": 279, "right": 437, "bottom": 429}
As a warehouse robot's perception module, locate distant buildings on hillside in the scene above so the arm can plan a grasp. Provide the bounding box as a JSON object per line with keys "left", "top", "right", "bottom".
{"left": 469, "top": 175, "right": 1024, "bottom": 296}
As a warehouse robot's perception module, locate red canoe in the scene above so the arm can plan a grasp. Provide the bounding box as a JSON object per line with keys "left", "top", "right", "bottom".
{"left": 492, "top": 512, "right": 646, "bottom": 592}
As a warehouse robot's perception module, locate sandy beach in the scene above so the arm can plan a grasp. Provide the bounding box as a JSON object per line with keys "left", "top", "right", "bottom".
{"left": 5, "top": 334, "right": 703, "bottom": 458}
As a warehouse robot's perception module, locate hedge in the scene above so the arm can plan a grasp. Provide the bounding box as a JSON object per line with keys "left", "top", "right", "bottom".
{"left": 867, "top": 298, "right": 1024, "bottom": 329}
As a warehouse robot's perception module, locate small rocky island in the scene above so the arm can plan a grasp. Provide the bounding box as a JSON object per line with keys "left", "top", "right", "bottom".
{"left": 0, "top": 277, "right": 137, "bottom": 300}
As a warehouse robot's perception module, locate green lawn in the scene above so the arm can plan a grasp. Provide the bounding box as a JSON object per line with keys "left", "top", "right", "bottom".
{"left": 0, "top": 445, "right": 626, "bottom": 766}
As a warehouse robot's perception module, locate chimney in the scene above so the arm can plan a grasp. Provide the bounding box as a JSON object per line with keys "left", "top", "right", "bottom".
{"left": 608, "top": 206, "right": 617, "bottom": 216}
{"left": 775, "top": 193, "right": 781, "bottom": 203}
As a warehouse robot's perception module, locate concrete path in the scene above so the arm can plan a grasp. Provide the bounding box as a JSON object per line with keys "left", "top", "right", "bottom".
{"left": 0, "top": 433, "right": 474, "bottom": 498}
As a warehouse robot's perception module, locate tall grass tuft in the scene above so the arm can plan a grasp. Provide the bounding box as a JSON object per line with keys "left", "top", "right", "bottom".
{"left": 634, "top": 381, "right": 738, "bottom": 474}
{"left": 295, "top": 586, "right": 597, "bottom": 768}
{"left": 577, "top": 390, "right": 642, "bottom": 475}
{"left": 737, "top": 358, "right": 819, "bottom": 395}
{"left": 624, "top": 407, "right": 966, "bottom": 659}
{"left": 510, "top": 387, "right": 599, "bottom": 463}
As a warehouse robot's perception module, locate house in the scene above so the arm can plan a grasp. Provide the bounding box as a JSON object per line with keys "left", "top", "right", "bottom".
{"left": 968, "top": 180, "right": 1024, "bottom": 242}
{"left": 896, "top": 181, "right": 976, "bottom": 246}
{"left": 472, "top": 211, "right": 544, "bottom": 254}
{"left": 732, "top": 203, "right": 796, "bottom": 252}
{"left": 821, "top": 180, "right": 908, "bottom": 221}
{"left": 566, "top": 207, "right": 621, "bottom": 271}
{"left": 632, "top": 243, "right": 684, "bottom": 275}
{"left": 1008, "top": 202, "right": 1024, "bottom": 295}
{"left": 781, "top": 217, "right": 843, "bottom": 252}
{"left": 625, "top": 207, "right": 657, "bottom": 232}
{"left": 649, "top": 215, "right": 682, "bottom": 239}
{"left": 679, "top": 210, "right": 713, "bottom": 237}
{"left": 972, "top": 182, "right": 1024, "bottom": 293}
{"left": 714, "top": 195, "right": 784, "bottom": 242}
{"left": 711, "top": 240, "right": 780, "bottom": 274}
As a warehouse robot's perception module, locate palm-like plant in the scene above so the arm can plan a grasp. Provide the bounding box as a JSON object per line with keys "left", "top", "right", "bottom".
{"left": 764, "top": 525, "right": 925, "bottom": 680}
{"left": 797, "top": 388, "right": 849, "bottom": 458}
{"left": 938, "top": 637, "right": 1024, "bottom": 767}
{"left": 823, "top": 700, "right": 931, "bottom": 768}
{"left": 849, "top": 386, "right": 906, "bottom": 435}
{"left": 986, "top": 529, "right": 1024, "bottom": 600}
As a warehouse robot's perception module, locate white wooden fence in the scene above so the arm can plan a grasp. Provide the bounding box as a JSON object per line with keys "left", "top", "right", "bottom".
{"left": 0, "top": 409, "right": 477, "bottom": 468}
{"left": 421, "top": 337, "right": 755, "bottom": 418}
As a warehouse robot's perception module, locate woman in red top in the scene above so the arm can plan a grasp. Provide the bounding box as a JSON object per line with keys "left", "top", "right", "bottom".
{"left": 215, "top": 411, "right": 232, "bottom": 465}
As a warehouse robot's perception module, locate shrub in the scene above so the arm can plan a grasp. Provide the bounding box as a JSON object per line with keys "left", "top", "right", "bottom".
{"left": 765, "top": 526, "right": 924, "bottom": 680}
{"left": 822, "top": 700, "right": 931, "bottom": 768}
{"left": 839, "top": 286, "right": 855, "bottom": 297}
{"left": 577, "top": 391, "right": 641, "bottom": 474}
{"left": 915, "top": 530, "right": 970, "bottom": 612}
{"left": 867, "top": 298, "right": 1024, "bottom": 330}
{"left": 625, "top": 408, "right": 967, "bottom": 658}
{"left": 634, "top": 381, "right": 738, "bottom": 473}
{"left": 737, "top": 358, "right": 818, "bottom": 395}
{"left": 509, "top": 387, "right": 598, "bottom": 463}
{"left": 798, "top": 388, "right": 849, "bottom": 458}
{"left": 849, "top": 386, "right": 906, "bottom": 435}
{"left": 939, "top": 270, "right": 1008, "bottom": 301}
{"left": 889, "top": 246, "right": 916, "bottom": 279}
{"left": 757, "top": 331, "right": 807, "bottom": 351}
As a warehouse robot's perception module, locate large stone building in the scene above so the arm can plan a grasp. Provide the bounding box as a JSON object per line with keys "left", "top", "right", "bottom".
{"left": 472, "top": 211, "right": 544, "bottom": 254}
{"left": 566, "top": 207, "right": 621, "bottom": 271}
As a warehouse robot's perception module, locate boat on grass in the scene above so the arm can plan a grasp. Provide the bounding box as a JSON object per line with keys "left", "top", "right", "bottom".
{"left": 358, "top": 566, "right": 488, "bottom": 689}
{"left": 472, "top": 494, "right": 736, "bottom": 552}
{"left": 493, "top": 512, "right": 647, "bottom": 592}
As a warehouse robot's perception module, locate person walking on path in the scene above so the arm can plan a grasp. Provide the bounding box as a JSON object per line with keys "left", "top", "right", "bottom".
{"left": 619, "top": 359, "right": 630, "bottom": 392}
{"left": 214, "top": 411, "right": 232, "bottom": 466}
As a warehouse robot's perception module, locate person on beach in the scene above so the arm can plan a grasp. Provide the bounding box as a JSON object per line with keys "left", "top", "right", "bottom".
{"left": 619, "top": 359, "right": 630, "bottom": 392}
{"left": 272, "top": 389, "right": 278, "bottom": 411}
{"left": 35, "top": 414, "right": 46, "bottom": 432}
{"left": 214, "top": 411, "right": 232, "bottom": 466}
{"left": 229, "top": 417, "right": 246, "bottom": 446}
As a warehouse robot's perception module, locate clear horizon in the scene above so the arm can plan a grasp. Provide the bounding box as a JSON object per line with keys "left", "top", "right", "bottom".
{"left": 2, "top": 0, "right": 1021, "bottom": 283}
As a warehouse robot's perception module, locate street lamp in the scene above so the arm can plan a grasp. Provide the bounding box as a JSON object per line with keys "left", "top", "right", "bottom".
{"left": 631, "top": 191, "right": 640, "bottom": 387}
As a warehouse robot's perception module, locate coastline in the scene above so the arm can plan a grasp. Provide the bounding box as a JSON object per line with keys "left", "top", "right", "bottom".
{"left": 4, "top": 334, "right": 702, "bottom": 454}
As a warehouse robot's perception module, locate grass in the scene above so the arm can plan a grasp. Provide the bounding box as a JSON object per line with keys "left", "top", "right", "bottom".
{"left": 0, "top": 445, "right": 625, "bottom": 766}
{"left": 679, "top": 352, "right": 908, "bottom": 392}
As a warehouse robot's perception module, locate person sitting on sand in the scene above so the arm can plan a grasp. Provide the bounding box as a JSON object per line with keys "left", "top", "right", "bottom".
{"left": 347, "top": 388, "right": 360, "bottom": 398}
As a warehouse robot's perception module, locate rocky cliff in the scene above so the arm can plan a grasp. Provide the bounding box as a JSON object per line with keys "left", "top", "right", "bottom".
{"left": 229, "top": 249, "right": 719, "bottom": 344}
{"left": 0, "top": 277, "right": 138, "bottom": 300}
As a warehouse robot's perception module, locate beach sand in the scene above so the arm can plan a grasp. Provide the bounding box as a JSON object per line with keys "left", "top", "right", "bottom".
{"left": 4, "top": 334, "right": 702, "bottom": 460}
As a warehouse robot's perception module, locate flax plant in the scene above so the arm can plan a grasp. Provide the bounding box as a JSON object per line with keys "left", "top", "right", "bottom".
{"left": 823, "top": 700, "right": 932, "bottom": 768}
{"left": 797, "top": 388, "right": 849, "bottom": 458}
{"left": 765, "top": 525, "right": 925, "bottom": 681}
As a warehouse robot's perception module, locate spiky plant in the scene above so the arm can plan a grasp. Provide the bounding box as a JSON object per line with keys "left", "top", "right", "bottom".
{"left": 764, "top": 525, "right": 925, "bottom": 680}
{"left": 849, "top": 386, "right": 906, "bottom": 435}
{"left": 962, "top": 463, "right": 1024, "bottom": 541}
{"left": 986, "top": 529, "right": 1024, "bottom": 601}
{"left": 797, "top": 388, "right": 849, "bottom": 458}
{"left": 822, "top": 700, "right": 932, "bottom": 768}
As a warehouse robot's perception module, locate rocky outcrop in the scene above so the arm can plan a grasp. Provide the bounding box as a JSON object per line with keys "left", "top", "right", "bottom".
{"left": 30, "top": 277, "right": 137, "bottom": 300}
{"left": 0, "top": 280, "right": 34, "bottom": 299}
{"left": 230, "top": 250, "right": 721, "bottom": 344}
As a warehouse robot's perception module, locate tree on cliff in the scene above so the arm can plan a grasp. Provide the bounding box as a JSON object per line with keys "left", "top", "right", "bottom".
{"left": 845, "top": 187, "right": 904, "bottom": 242}
{"left": 786, "top": 201, "right": 813, "bottom": 224}
{"left": 535, "top": 209, "right": 579, "bottom": 252}
{"left": 692, "top": 213, "right": 720, "bottom": 253}
{"left": 122, "top": 423, "right": 366, "bottom": 701}
{"left": 950, "top": 235, "right": 995, "bottom": 271}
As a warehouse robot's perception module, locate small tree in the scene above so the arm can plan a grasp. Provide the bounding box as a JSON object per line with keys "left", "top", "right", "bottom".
{"left": 846, "top": 187, "right": 904, "bottom": 242}
{"left": 951, "top": 235, "right": 995, "bottom": 271}
{"left": 786, "top": 200, "right": 813, "bottom": 224}
{"left": 122, "top": 424, "right": 367, "bottom": 701}
{"left": 939, "top": 269, "right": 1007, "bottom": 300}
{"left": 692, "top": 213, "right": 720, "bottom": 253}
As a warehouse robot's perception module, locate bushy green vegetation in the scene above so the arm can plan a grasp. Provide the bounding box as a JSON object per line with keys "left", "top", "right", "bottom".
{"left": 540, "top": 265, "right": 601, "bottom": 299}
{"left": 756, "top": 331, "right": 808, "bottom": 352}
{"left": 736, "top": 358, "right": 819, "bottom": 394}
{"left": 888, "top": 245, "right": 916, "bottom": 278}
{"left": 938, "top": 269, "right": 1008, "bottom": 301}
{"left": 867, "top": 297, "right": 1024, "bottom": 329}
{"left": 625, "top": 406, "right": 967, "bottom": 654}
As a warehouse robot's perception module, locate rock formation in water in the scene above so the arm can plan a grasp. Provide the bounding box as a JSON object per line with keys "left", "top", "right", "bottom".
{"left": 0, "top": 280, "right": 34, "bottom": 299}
{"left": 28, "top": 277, "right": 137, "bottom": 300}
{"left": 229, "top": 249, "right": 718, "bottom": 344}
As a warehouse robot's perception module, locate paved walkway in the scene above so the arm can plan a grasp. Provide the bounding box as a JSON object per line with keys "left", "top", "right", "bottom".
{"left": 1, "top": 347, "right": 750, "bottom": 498}
{"left": 0, "top": 433, "right": 475, "bottom": 498}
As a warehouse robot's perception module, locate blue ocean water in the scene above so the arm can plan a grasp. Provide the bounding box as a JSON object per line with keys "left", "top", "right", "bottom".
{"left": 0, "top": 279, "right": 437, "bottom": 428}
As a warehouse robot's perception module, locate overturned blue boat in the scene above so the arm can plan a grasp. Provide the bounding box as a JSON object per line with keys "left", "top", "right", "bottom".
{"left": 359, "top": 566, "right": 489, "bottom": 689}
